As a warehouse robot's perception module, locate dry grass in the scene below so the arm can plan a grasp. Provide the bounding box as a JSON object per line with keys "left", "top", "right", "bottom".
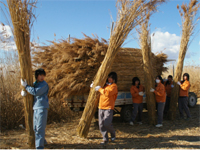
{"left": 1, "top": 99, "right": 199, "bottom": 149}
{"left": 169, "top": 0, "right": 200, "bottom": 120}
{"left": 139, "top": 12, "right": 156, "bottom": 125}
{"left": 32, "top": 37, "right": 168, "bottom": 100}
{"left": 77, "top": 0, "right": 166, "bottom": 137}
{"left": 0, "top": 52, "right": 74, "bottom": 131}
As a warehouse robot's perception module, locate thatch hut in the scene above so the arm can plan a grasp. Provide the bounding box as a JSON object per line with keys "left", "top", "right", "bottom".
{"left": 33, "top": 35, "right": 167, "bottom": 100}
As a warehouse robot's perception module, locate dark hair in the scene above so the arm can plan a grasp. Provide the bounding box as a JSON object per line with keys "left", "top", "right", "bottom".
{"left": 183, "top": 73, "right": 189, "bottom": 81}
{"left": 35, "top": 68, "right": 46, "bottom": 80}
{"left": 132, "top": 77, "right": 140, "bottom": 86}
{"left": 156, "top": 75, "right": 164, "bottom": 84}
{"left": 166, "top": 75, "right": 173, "bottom": 85}
{"left": 107, "top": 72, "right": 117, "bottom": 83}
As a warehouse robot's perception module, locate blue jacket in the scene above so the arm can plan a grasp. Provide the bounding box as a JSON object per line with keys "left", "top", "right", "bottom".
{"left": 26, "top": 81, "right": 49, "bottom": 110}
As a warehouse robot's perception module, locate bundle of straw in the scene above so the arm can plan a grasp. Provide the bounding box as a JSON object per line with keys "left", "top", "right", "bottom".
{"left": 6, "top": 0, "right": 36, "bottom": 147}
{"left": 33, "top": 39, "right": 167, "bottom": 100}
{"left": 169, "top": 0, "right": 200, "bottom": 120}
{"left": 77, "top": 0, "right": 165, "bottom": 138}
{"left": 138, "top": 13, "right": 156, "bottom": 125}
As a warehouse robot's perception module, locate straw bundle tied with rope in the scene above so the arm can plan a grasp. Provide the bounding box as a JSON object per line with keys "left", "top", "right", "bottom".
{"left": 6, "top": 0, "right": 37, "bottom": 147}
{"left": 76, "top": 0, "right": 165, "bottom": 138}
{"left": 169, "top": 0, "right": 200, "bottom": 120}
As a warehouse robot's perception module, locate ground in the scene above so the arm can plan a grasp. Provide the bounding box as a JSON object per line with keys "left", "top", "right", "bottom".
{"left": 1, "top": 99, "right": 200, "bottom": 149}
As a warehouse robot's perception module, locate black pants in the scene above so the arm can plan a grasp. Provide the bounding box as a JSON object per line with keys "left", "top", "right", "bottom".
{"left": 164, "top": 96, "right": 170, "bottom": 114}
{"left": 178, "top": 97, "right": 191, "bottom": 118}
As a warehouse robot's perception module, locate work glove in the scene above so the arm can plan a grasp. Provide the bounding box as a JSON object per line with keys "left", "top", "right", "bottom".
{"left": 177, "top": 81, "right": 181, "bottom": 85}
{"left": 95, "top": 86, "right": 101, "bottom": 91}
{"left": 21, "top": 79, "right": 27, "bottom": 87}
{"left": 21, "top": 90, "right": 27, "bottom": 97}
{"left": 150, "top": 88, "right": 155, "bottom": 92}
{"left": 90, "top": 81, "right": 94, "bottom": 88}
{"left": 171, "top": 84, "right": 174, "bottom": 88}
{"left": 139, "top": 92, "right": 144, "bottom": 96}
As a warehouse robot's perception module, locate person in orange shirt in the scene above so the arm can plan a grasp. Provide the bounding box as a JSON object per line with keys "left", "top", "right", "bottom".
{"left": 164, "top": 75, "right": 174, "bottom": 115}
{"left": 129, "top": 77, "right": 145, "bottom": 126}
{"left": 91, "top": 72, "right": 118, "bottom": 145}
{"left": 150, "top": 75, "right": 166, "bottom": 127}
{"left": 177, "top": 73, "right": 191, "bottom": 120}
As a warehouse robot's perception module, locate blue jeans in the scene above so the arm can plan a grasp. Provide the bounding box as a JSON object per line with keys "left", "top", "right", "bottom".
{"left": 33, "top": 109, "right": 48, "bottom": 149}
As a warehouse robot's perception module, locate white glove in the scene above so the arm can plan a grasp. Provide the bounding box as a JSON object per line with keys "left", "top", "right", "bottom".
{"left": 150, "top": 88, "right": 155, "bottom": 92}
{"left": 171, "top": 84, "right": 174, "bottom": 88}
{"left": 177, "top": 81, "right": 181, "bottom": 85}
{"left": 90, "top": 81, "right": 94, "bottom": 88}
{"left": 95, "top": 86, "right": 101, "bottom": 91}
{"left": 21, "top": 90, "right": 27, "bottom": 97}
{"left": 139, "top": 92, "right": 144, "bottom": 96}
{"left": 21, "top": 79, "right": 27, "bottom": 87}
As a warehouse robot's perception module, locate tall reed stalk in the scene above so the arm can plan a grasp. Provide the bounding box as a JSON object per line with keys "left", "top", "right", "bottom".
{"left": 6, "top": 0, "right": 37, "bottom": 147}
{"left": 139, "top": 13, "right": 156, "bottom": 125}
{"left": 77, "top": 0, "right": 165, "bottom": 138}
{"left": 169, "top": 0, "right": 200, "bottom": 120}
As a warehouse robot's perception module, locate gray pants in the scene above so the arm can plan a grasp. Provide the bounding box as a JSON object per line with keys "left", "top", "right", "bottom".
{"left": 157, "top": 102, "right": 165, "bottom": 124}
{"left": 178, "top": 97, "right": 191, "bottom": 118}
{"left": 131, "top": 103, "right": 143, "bottom": 122}
{"left": 99, "top": 109, "right": 115, "bottom": 142}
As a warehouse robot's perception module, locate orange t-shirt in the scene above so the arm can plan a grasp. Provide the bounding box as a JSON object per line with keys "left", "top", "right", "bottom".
{"left": 164, "top": 81, "right": 173, "bottom": 97}
{"left": 130, "top": 85, "right": 144, "bottom": 104}
{"left": 179, "top": 80, "right": 190, "bottom": 97}
{"left": 98, "top": 83, "right": 118, "bottom": 110}
{"left": 154, "top": 83, "right": 166, "bottom": 103}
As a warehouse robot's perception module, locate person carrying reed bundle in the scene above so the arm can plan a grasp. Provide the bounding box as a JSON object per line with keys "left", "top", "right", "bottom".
{"left": 21, "top": 68, "right": 49, "bottom": 149}
{"left": 164, "top": 75, "right": 174, "bottom": 115}
{"left": 150, "top": 75, "right": 166, "bottom": 127}
{"left": 177, "top": 73, "right": 191, "bottom": 120}
{"left": 129, "top": 77, "right": 145, "bottom": 126}
{"left": 91, "top": 72, "right": 118, "bottom": 145}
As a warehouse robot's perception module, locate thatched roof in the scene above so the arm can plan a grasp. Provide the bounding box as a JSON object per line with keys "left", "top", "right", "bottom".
{"left": 33, "top": 35, "right": 167, "bottom": 100}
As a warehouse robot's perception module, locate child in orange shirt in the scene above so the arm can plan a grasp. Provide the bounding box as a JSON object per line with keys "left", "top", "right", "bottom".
{"left": 92, "top": 72, "right": 118, "bottom": 145}
{"left": 150, "top": 75, "right": 166, "bottom": 127}
{"left": 130, "top": 77, "right": 145, "bottom": 125}
{"left": 177, "top": 73, "right": 191, "bottom": 120}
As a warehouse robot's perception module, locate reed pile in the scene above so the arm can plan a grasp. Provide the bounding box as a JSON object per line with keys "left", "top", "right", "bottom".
{"left": 33, "top": 37, "right": 168, "bottom": 100}
{"left": 169, "top": 0, "right": 200, "bottom": 120}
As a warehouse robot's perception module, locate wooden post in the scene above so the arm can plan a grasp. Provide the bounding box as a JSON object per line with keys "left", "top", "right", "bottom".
{"left": 7, "top": 0, "right": 36, "bottom": 147}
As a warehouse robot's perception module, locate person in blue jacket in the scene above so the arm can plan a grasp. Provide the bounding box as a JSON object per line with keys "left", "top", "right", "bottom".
{"left": 21, "top": 68, "right": 49, "bottom": 149}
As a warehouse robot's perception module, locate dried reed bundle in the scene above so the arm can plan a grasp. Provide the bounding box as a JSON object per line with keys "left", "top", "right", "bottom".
{"left": 169, "top": 0, "right": 200, "bottom": 120}
{"left": 77, "top": 0, "right": 165, "bottom": 138}
{"left": 6, "top": 0, "right": 37, "bottom": 147}
{"left": 138, "top": 13, "right": 156, "bottom": 125}
{"left": 33, "top": 40, "right": 167, "bottom": 100}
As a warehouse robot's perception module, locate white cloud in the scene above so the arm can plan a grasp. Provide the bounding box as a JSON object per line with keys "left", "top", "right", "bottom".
{"left": 151, "top": 30, "right": 181, "bottom": 60}
{"left": 0, "top": 24, "right": 17, "bottom": 51}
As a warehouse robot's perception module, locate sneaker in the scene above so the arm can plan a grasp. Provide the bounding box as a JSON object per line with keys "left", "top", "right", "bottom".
{"left": 100, "top": 141, "right": 109, "bottom": 145}
{"left": 137, "top": 122, "right": 142, "bottom": 125}
{"left": 111, "top": 137, "right": 116, "bottom": 142}
{"left": 129, "top": 121, "right": 134, "bottom": 126}
{"left": 155, "top": 124, "right": 163, "bottom": 127}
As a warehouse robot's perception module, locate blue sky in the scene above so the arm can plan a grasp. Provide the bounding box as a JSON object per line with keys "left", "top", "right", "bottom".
{"left": 0, "top": 0, "right": 200, "bottom": 66}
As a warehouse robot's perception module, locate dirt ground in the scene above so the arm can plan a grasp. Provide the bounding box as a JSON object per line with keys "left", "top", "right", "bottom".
{"left": 1, "top": 99, "right": 200, "bottom": 149}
